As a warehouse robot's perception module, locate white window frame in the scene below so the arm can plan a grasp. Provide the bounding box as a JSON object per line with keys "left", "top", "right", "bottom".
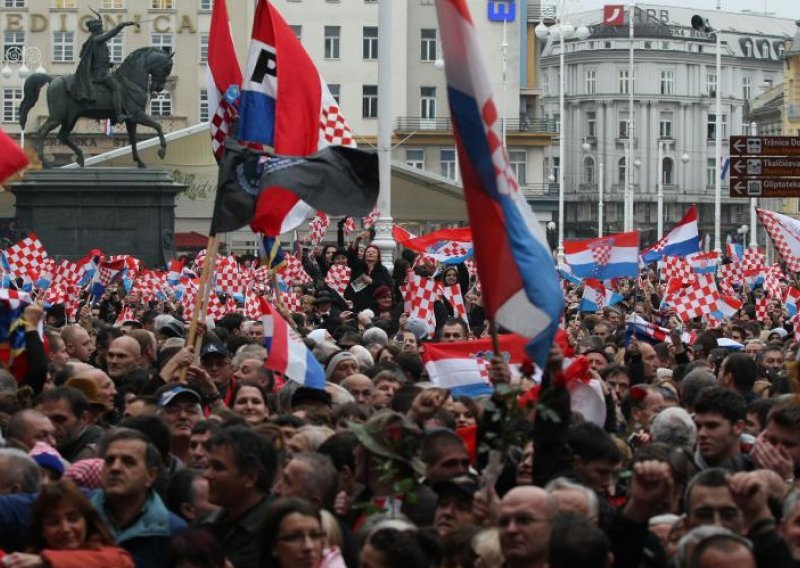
{"left": 659, "top": 112, "right": 673, "bottom": 139}
{"left": 150, "top": 0, "right": 173, "bottom": 9}
{"left": 363, "top": 26, "right": 378, "bottom": 60}
{"left": 150, "top": 33, "right": 173, "bottom": 54}
{"left": 742, "top": 76, "right": 752, "bottom": 100}
{"left": 107, "top": 34, "right": 123, "bottom": 64}
{"left": 586, "top": 110, "right": 596, "bottom": 138}
{"left": 585, "top": 69, "right": 596, "bottom": 95}
{"left": 509, "top": 150, "right": 527, "bottom": 185}
{"left": 149, "top": 90, "right": 172, "bottom": 116}
{"left": 53, "top": 0, "right": 76, "bottom": 8}
{"left": 440, "top": 148, "right": 457, "bottom": 180}
{"left": 101, "top": 0, "right": 126, "bottom": 7}
{"left": 406, "top": 149, "right": 424, "bottom": 170}
{"left": 583, "top": 156, "right": 596, "bottom": 184}
{"left": 324, "top": 26, "right": 340, "bottom": 59}
{"left": 707, "top": 113, "right": 728, "bottom": 140}
{"left": 199, "top": 88, "right": 209, "bottom": 122}
{"left": 660, "top": 70, "right": 674, "bottom": 95}
{"left": 2, "top": 88, "right": 22, "bottom": 123}
{"left": 421, "top": 29, "right": 437, "bottom": 62}
{"left": 328, "top": 84, "right": 340, "bottom": 105}
{"left": 52, "top": 31, "right": 74, "bottom": 63}
{"left": 618, "top": 157, "right": 627, "bottom": 184}
{"left": 362, "top": 85, "right": 378, "bottom": 118}
{"left": 3, "top": 0, "right": 26, "bottom": 7}
{"left": 662, "top": 157, "right": 674, "bottom": 184}
{"left": 420, "top": 86, "right": 436, "bottom": 119}
{"left": 199, "top": 33, "right": 209, "bottom": 64}
{"left": 618, "top": 69, "right": 631, "bottom": 94}
{"left": 3, "top": 31, "right": 25, "bottom": 63}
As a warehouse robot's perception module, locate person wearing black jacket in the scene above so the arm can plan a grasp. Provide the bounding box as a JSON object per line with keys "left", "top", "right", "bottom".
{"left": 346, "top": 231, "right": 392, "bottom": 313}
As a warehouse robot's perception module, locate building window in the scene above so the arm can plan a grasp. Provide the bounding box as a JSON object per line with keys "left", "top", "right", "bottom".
{"left": 583, "top": 156, "right": 596, "bottom": 184}
{"left": 199, "top": 89, "right": 209, "bottom": 122}
{"left": 406, "top": 149, "right": 424, "bottom": 169}
{"left": 742, "top": 76, "right": 752, "bottom": 99}
{"left": 662, "top": 157, "right": 674, "bottom": 184}
{"left": 150, "top": 0, "right": 173, "bottom": 8}
{"left": 441, "top": 148, "right": 457, "bottom": 179}
{"left": 706, "top": 158, "right": 716, "bottom": 187}
{"left": 707, "top": 113, "right": 728, "bottom": 140}
{"left": 107, "top": 34, "right": 123, "bottom": 63}
{"left": 52, "top": 31, "right": 74, "bottom": 63}
{"left": 509, "top": 150, "right": 527, "bottom": 184}
{"left": 586, "top": 110, "right": 596, "bottom": 138}
{"left": 660, "top": 70, "right": 674, "bottom": 95}
{"left": 324, "top": 26, "right": 340, "bottom": 59}
{"left": 149, "top": 90, "right": 172, "bottom": 116}
{"left": 585, "top": 69, "right": 596, "bottom": 95}
{"left": 744, "top": 42, "right": 753, "bottom": 57}
{"left": 362, "top": 85, "right": 378, "bottom": 118}
{"left": 54, "top": 0, "right": 76, "bottom": 8}
{"left": 102, "top": 0, "right": 126, "bottom": 7}
{"left": 552, "top": 157, "right": 560, "bottom": 184}
{"left": 618, "top": 112, "right": 629, "bottom": 138}
{"left": 706, "top": 71, "right": 717, "bottom": 97}
{"left": 659, "top": 111, "right": 673, "bottom": 138}
{"left": 618, "top": 157, "right": 627, "bottom": 184}
{"left": 3, "top": 0, "right": 26, "bottom": 6}
{"left": 328, "top": 84, "right": 340, "bottom": 105}
{"left": 420, "top": 86, "right": 436, "bottom": 119}
{"left": 150, "top": 33, "right": 173, "bottom": 54}
{"left": 421, "top": 28, "right": 437, "bottom": 61}
{"left": 618, "top": 69, "right": 631, "bottom": 94}
{"left": 2, "top": 88, "right": 22, "bottom": 123}
{"left": 200, "top": 0, "right": 213, "bottom": 9}
{"left": 541, "top": 71, "right": 549, "bottom": 95}
{"left": 199, "top": 33, "right": 208, "bottom": 64}
{"left": 290, "top": 25, "right": 302, "bottom": 42}
{"left": 362, "top": 26, "right": 378, "bottom": 60}
{"left": 3, "top": 31, "right": 25, "bottom": 63}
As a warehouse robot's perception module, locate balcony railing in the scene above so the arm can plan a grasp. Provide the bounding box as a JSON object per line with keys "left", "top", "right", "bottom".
{"left": 396, "top": 117, "right": 557, "bottom": 134}
{"left": 522, "top": 183, "right": 559, "bottom": 198}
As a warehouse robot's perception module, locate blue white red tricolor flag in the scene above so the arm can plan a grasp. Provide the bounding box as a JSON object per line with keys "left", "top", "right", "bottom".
{"left": 785, "top": 287, "right": 800, "bottom": 317}
{"left": 687, "top": 252, "right": 719, "bottom": 275}
{"left": 436, "top": 0, "right": 563, "bottom": 368}
{"left": 260, "top": 297, "right": 325, "bottom": 389}
{"left": 579, "top": 279, "right": 623, "bottom": 313}
{"left": 207, "top": 0, "right": 243, "bottom": 161}
{"left": 640, "top": 205, "right": 700, "bottom": 264}
{"left": 421, "top": 334, "right": 530, "bottom": 397}
{"left": 238, "top": 0, "right": 355, "bottom": 236}
{"left": 726, "top": 243, "right": 743, "bottom": 262}
{"left": 625, "top": 315, "right": 695, "bottom": 346}
{"left": 564, "top": 231, "right": 640, "bottom": 280}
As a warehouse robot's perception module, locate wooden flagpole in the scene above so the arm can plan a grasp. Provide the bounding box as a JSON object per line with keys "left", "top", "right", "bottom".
{"left": 184, "top": 235, "right": 219, "bottom": 372}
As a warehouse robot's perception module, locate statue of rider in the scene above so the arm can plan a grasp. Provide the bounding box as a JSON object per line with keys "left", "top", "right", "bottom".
{"left": 72, "top": 12, "right": 137, "bottom": 124}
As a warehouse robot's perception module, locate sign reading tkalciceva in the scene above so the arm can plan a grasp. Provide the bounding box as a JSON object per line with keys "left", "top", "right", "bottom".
{"left": 729, "top": 136, "right": 800, "bottom": 197}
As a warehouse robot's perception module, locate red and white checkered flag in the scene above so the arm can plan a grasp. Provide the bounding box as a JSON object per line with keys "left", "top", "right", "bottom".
{"left": 661, "top": 256, "right": 692, "bottom": 283}
{"left": 214, "top": 256, "right": 246, "bottom": 297}
{"left": 741, "top": 248, "right": 766, "bottom": 278}
{"left": 764, "top": 264, "right": 784, "bottom": 299}
{"left": 319, "top": 98, "right": 356, "bottom": 148}
{"left": 757, "top": 208, "right": 800, "bottom": 272}
{"left": 441, "top": 284, "right": 468, "bottom": 323}
{"left": 206, "top": 291, "right": 231, "bottom": 321}
{"left": 589, "top": 239, "right": 613, "bottom": 269}
{"left": 282, "top": 254, "right": 312, "bottom": 286}
{"left": 719, "top": 262, "right": 742, "bottom": 284}
{"left": 325, "top": 265, "right": 351, "bottom": 297}
{"left": 308, "top": 212, "right": 330, "bottom": 245}
{"left": 115, "top": 305, "right": 135, "bottom": 324}
{"left": 719, "top": 277, "right": 736, "bottom": 297}
{"left": 3, "top": 233, "right": 48, "bottom": 277}
{"left": 245, "top": 287, "right": 262, "bottom": 319}
{"left": 281, "top": 290, "right": 303, "bottom": 314}
{"left": 755, "top": 297, "right": 771, "bottom": 324}
{"left": 343, "top": 217, "right": 357, "bottom": 236}
{"left": 362, "top": 207, "right": 381, "bottom": 229}
{"left": 403, "top": 272, "right": 441, "bottom": 336}
{"left": 665, "top": 274, "right": 721, "bottom": 322}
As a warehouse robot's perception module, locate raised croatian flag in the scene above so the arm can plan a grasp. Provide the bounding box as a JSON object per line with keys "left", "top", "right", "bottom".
{"left": 421, "top": 334, "right": 529, "bottom": 397}
{"left": 579, "top": 279, "right": 623, "bottom": 313}
{"left": 640, "top": 205, "right": 700, "bottom": 263}
{"left": 711, "top": 294, "right": 743, "bottom": 321}
{"left": 757, "top": 208, "right": 800, "bottom": 272}
{"left": 786, "top": 287, "right": 800, "bottom": 317}
{"left": 207, "top": 0, "right": 243, "bottom": 161}
{"left": 437, "top": 0, "right": 563, "bottom": 368}
{"left": 260, "top": 297, "right": 325, "bottom": 389}
{"left": 564, "top": 231, "right": 640, "bottom": 280}
{"left": 237, "top": 0, "right": 356, "bottom": 236}
{"left": 687, "top": 252, "right": 719, "bottom": 275}
{"left": 400, "top": 227, "right": 474, "bottom": 264}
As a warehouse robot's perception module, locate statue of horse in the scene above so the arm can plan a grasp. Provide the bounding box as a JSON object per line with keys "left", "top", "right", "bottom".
{"left": 19, "top": 47, "right": 174, "bottom": 168}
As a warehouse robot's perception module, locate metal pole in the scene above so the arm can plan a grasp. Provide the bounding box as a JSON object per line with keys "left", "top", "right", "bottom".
{"left": 657, "top": 141, "right": 664, "bottom": 239}
{"left": 598, "top": 161, "right": 604, "bottom": 236}
{"left": 625, "top": 0, "right": 635, "bottom": 232}
{"left": 713, "top": 15, "right": 722, "bottom": 254}
{"left": 502, "top": 19, "right": 508, "bottom": 149}
{"left": 749, "top": 121, "right": 758, "bottom": 248}
{"left": 373, "top": 0, "right": 395, "bottom": 270}
{"left": 557, "top": 14, "right": 566, "bottom": 262}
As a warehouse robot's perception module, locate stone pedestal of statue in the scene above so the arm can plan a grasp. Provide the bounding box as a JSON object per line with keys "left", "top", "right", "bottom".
{"left": 10, "top": 168, "right": 186, "bottom": 267}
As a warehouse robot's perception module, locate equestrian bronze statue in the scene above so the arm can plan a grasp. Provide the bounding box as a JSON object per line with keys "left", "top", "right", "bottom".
{"left": 19, "top": 12, "right": 174, "bottom": 168}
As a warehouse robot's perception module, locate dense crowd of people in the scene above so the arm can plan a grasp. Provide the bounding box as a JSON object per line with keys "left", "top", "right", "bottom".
{"left": 0, "top": 232, "right": 800, "bottom": 568}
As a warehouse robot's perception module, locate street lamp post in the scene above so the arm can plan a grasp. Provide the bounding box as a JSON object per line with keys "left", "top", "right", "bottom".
{"left": 625, "top": 0, "right": 636, "bottom": 233}
{"left": 535, "top": 8, "right": 589, "bottom": 263}
{"left": 1, "top": 46, "right": 45, "bottom": 150}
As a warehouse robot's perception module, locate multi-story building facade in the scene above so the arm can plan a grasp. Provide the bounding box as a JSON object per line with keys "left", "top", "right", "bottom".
{"left": 1, "top": 0, "right": 555, "bottom": 253}
{"left": 535, "top": 4, "right": 796, "bottom": 247}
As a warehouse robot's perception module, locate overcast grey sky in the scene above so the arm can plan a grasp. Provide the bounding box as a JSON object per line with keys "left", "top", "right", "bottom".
{"left": 577, "top": 0, "right": 800, "bottom": 19}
